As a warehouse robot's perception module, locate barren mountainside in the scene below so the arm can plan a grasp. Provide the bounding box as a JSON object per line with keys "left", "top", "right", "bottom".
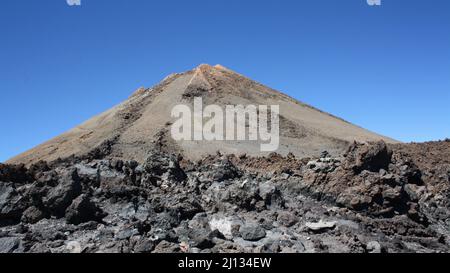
{"left": 7, "top": 64, "right": 397, "bottom": 166}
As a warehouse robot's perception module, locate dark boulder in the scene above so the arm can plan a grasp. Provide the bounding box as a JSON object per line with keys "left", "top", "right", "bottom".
{"left": 277, "top": 211, "right": 298, "bottom": 227}
{"left": 21, "top": 206, "right": 47, "bottom": 224}
{"left": 165, "top": 197, "right": 204, "bottom": 221}
{"left": 188, "top": 229, "right": 225, "bottom": 249}
{"left": 211, "top": 158, "right": 241, "bottom": 182}
{"left": 153, "top": 240, "right": 180, "bottom": 253}
{"left": 0, "top": 164, "right": 33, "bottom": 184}
{"left": 43, "top": 169, "right": 82, "bottom": 217}
{"left": 343, "top": 141, "right": 393, "bottom": 173}
{"left": 133, "top": 238, "right": 156, "bottom": 253}
{"left": 28, "top": 161, "right": 51, "bottom": 179}
{"left": 239, "top": 225, "right": 266, "bottom": 241}
{"left": 144, "top": 152, "right": 186, "bottom": 183}
{"left": 65, "top": 194, "right": 105, "bottom": 225}
{"left": 0, "top": 182, "right": 27, "bottom": 226}
{"left": 208, "top": 180, "right": 261, "bottom": 211}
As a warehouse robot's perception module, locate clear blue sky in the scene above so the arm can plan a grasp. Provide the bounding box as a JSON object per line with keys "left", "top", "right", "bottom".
{"left": 1, "top": 0, "right": 449, "bottom": 162}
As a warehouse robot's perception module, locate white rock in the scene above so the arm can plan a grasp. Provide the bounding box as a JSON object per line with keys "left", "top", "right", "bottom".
{"left": 366, "top": 241, "right": 382, "bottom": 253}
{"left": 209, "top": 217, "right": 234, "bottom": 239}
{"left": 66, "top": 241, "right": 82, "bottom": 253}
{"left": 305, "top": 220, "right": 337, "bottom": 231}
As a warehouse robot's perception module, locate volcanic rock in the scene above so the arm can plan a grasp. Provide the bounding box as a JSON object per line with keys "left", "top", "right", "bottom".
{"left": 0, "top": 183, "right": 27, "bottom": 225}
{"left": 43, "top": 169, "right": 82, "bottom": 217}
{"left": 343, "top": 141, "right": 393, "bottom": 173}
{"left": 239, "top": 225, "right": 266, "bottom": 241}
{"left": 0, "top": 237, "right": 22, "bottom": 253}
{"left": 305, "top": 220, "right": 337, "bottom": 232}
{"left": 65, "top": 194, "right": 105, "bottom": 225}
{"left": 21, "top": 206, "right": 46, "bottom": 224}
{"left": 277, "top": 211, "right": 298, "bottom": 227}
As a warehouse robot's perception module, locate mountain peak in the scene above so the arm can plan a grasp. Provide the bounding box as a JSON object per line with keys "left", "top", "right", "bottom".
{"left": 214, "top": 64, "right": 230, "bottom": 70}
{"left": 194, "top": 64, "right": 233, "bottom": 73}
{"left": 195, "top": 63, "right": 215, "bottom": 71}
{"left": 7, "top": 65, "right": 398, "bottom": 165}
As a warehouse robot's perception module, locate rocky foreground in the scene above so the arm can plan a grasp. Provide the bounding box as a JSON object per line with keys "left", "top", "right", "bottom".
{"left": 1, "top": 140, "right": 450, "bottom": 253}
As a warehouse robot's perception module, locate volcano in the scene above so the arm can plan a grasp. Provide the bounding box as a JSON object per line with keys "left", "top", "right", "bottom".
{"left": 2, "top": 65, "right": 450, "bottom": 255}
{"left": 7, "top": 64, "right": 397, "bottom": 165}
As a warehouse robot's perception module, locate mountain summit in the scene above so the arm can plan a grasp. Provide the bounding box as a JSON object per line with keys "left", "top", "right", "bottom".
{"left": 8, "top": 64, "right": 397, "bottom": 165}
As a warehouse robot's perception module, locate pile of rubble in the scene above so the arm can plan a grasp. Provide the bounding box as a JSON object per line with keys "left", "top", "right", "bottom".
{"left": 1, "top": 141, "right": 449, "bottom": 253}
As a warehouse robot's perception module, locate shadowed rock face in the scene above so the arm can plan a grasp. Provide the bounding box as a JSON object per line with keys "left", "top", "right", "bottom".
{"left": 7, "top": 64, "right": 397, "bottom": 166}
{"left": 0, "top": 141, "right": 449, "bottom": 253}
